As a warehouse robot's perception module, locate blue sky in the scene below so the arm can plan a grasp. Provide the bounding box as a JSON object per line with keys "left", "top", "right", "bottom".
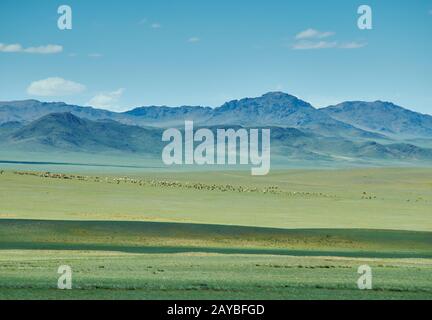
{"left": 0, "top": 0, "right": 431, "bottom": 114}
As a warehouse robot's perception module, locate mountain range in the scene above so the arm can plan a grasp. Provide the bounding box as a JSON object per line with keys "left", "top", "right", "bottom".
{"left": 0, "top": 92, "right": 431, "bottom": 166}
{"left": 322, "top": 101, "right": 432, "bottom": 139}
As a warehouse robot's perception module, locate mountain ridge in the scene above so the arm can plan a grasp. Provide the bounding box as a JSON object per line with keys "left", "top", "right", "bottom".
{"left": 322, "top": 101, "right": 432, "bottom": 138}
{"left": 5, "top": 112, "right": 164, "bottom": 153}
{"left": 1, "top": 92, "right": 431, "bottom": 141}
{"left": 1, "top": 111, "right": 431, "bottom": 165}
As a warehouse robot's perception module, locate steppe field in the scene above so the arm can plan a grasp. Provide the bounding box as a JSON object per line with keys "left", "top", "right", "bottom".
{"left": 0, "top": 167, "right": 431, "bottom": 299}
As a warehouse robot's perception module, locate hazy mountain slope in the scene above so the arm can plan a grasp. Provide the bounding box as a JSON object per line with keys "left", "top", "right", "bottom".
{"left": 1, "top": 93, "right": 430, "bottom": 149}
{"left": 0, "top": 100, "right": 120, "bottom": 124}
{"left": 0, "top": 94, "right": 387, "bottom": 139}
{"left": 124, "top": 105, "right": 213, "bottom": 127}
{"left": 0, "top": 121, "right": 23, "bottom": 140}
{"left": 322, "top": 101, "right": 432, "bottom": 138}
{"left": 2, "top": 112, "right": 431, "bottom": 164}
{"left": 0, "top": 100, "right": 214, "bottom": 128}
{"left": 0, "top": 121, "right": 23, "bottom": 129}
{"left": 5, "top": 112, "right": 164, "bottom": 153}
{"left": 206, "top": 92, "right": 385, "bottom": 139}
{"left": 355, "top": 142, "right": 432, "bottom": 160}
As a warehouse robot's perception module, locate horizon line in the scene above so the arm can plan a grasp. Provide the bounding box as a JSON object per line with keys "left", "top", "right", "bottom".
{"left": 1, "top": 91, "right": 430, "bottom": 116}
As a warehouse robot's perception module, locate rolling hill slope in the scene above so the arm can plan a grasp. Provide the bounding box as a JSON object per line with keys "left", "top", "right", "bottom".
{"left": 322, "top": 101, "right": 432, "bottom": 138}
{"left": 5, "top": 112, "right": 164, "bottom": 153}
{"left": 207, "top": 92, "right": 383, "bottom": 139}
{"left": 1, "top": 112, "right": 431, "bottom": 163}
{"left": 2, "top": 92, "right": 431, "bottom": 141}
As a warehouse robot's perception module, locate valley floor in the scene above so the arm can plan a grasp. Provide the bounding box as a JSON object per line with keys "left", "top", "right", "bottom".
{"left": 1, "top": 250, "right": 432, "bottom": 300}
{"left": 0, "top": 168, "right": 431, "bottom": 299}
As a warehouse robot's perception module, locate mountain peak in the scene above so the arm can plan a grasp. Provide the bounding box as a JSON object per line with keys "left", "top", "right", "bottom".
{"left": 261, "top": 91, "right": 298, "bottom": 99}
{"left": 218, "top": 92, "right": 313, "bottom": 110}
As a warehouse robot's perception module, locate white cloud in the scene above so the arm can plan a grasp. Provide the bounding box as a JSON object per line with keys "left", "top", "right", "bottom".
{"left": 339, "top": 42, "right": 367, "bottom": 49}
{"left": 188, "top": 37, "right": 200, "bottom": 43}
{"left": 138, "top": 18, "right": 147, "bottom": 25}
{"left": 292, "top": 40, "right": 367, "bottom": 50}
{"left": 295, "top": 28, "right": 334, "bottom": 40}
{"left": 0, "top": 43, "right": 62, "bottom": 54}
{"left": 24, "top": 45, "right": 63, "bottom": 54}
{"left": 292, "top": 41, "right": 338, "bottom": 50}
{"left": 27, "top": 77, "right": 86, "bottom": 96}
{"left": 151, "top": 23, "right": 161, "bottom": 29}
{"left": 0, "top": 43, "right": 22, "bottom": 52}
{"left": 87, "top": 89, "right": 125, "bottom": 110}
{"left": 292, "top": 29, "right": 366, "bottom": 50}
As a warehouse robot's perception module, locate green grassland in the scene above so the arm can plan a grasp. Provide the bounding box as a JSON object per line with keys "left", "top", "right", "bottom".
{"left": 1, "top": 168, "right": 431, "bottom": 231}
{"left": 1, "top": 250, "right": 432, "bottom": 300}
{"left": 0, "top": 168, "right": 431, "bottom": 299}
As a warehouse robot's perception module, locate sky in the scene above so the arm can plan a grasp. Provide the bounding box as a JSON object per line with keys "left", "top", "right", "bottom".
{"left": 0, "top": 0, "right": 431, "bottom": 114}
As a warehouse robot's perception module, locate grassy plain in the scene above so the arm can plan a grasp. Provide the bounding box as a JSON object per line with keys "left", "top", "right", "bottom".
{"left": 0, "top": 168, "right": 431, "bottom": 299}
{"left": 0, "top": 168, "right": 431, "bottom": 230}
{"left": 1, "top": 250, "right": 431, "bottom": 300}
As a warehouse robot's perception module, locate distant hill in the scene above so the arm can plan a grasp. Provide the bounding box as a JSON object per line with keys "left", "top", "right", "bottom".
{"left": 1, "top": 111, "right": 431, "bottom": 164}
{"left": 1, "top": 92, "right": 431, "bottom": 165}
{"left": 0, "top": 121, "right": 23, "bottom": 129}
{"left": 206, "top": 92, "right": 384, "bottom": 139}
{"left": 0, "top": 99, "right": 120, "bottom": 123}
{"left": 322, "top": 101, "right": 432, "bottom": 138}
{"left": 0, "top": 93, "right": 385, "bottom": 139}
{"left": 5, "top": 112, "right": 164, "bottom": 153}
{"left": 125, "top": 105, "right": 213, "bottom": 127}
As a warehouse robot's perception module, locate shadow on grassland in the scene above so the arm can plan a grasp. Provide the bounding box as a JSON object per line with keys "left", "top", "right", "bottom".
{"left": 0, "top": 219, "right": 431, "bottom": 259}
